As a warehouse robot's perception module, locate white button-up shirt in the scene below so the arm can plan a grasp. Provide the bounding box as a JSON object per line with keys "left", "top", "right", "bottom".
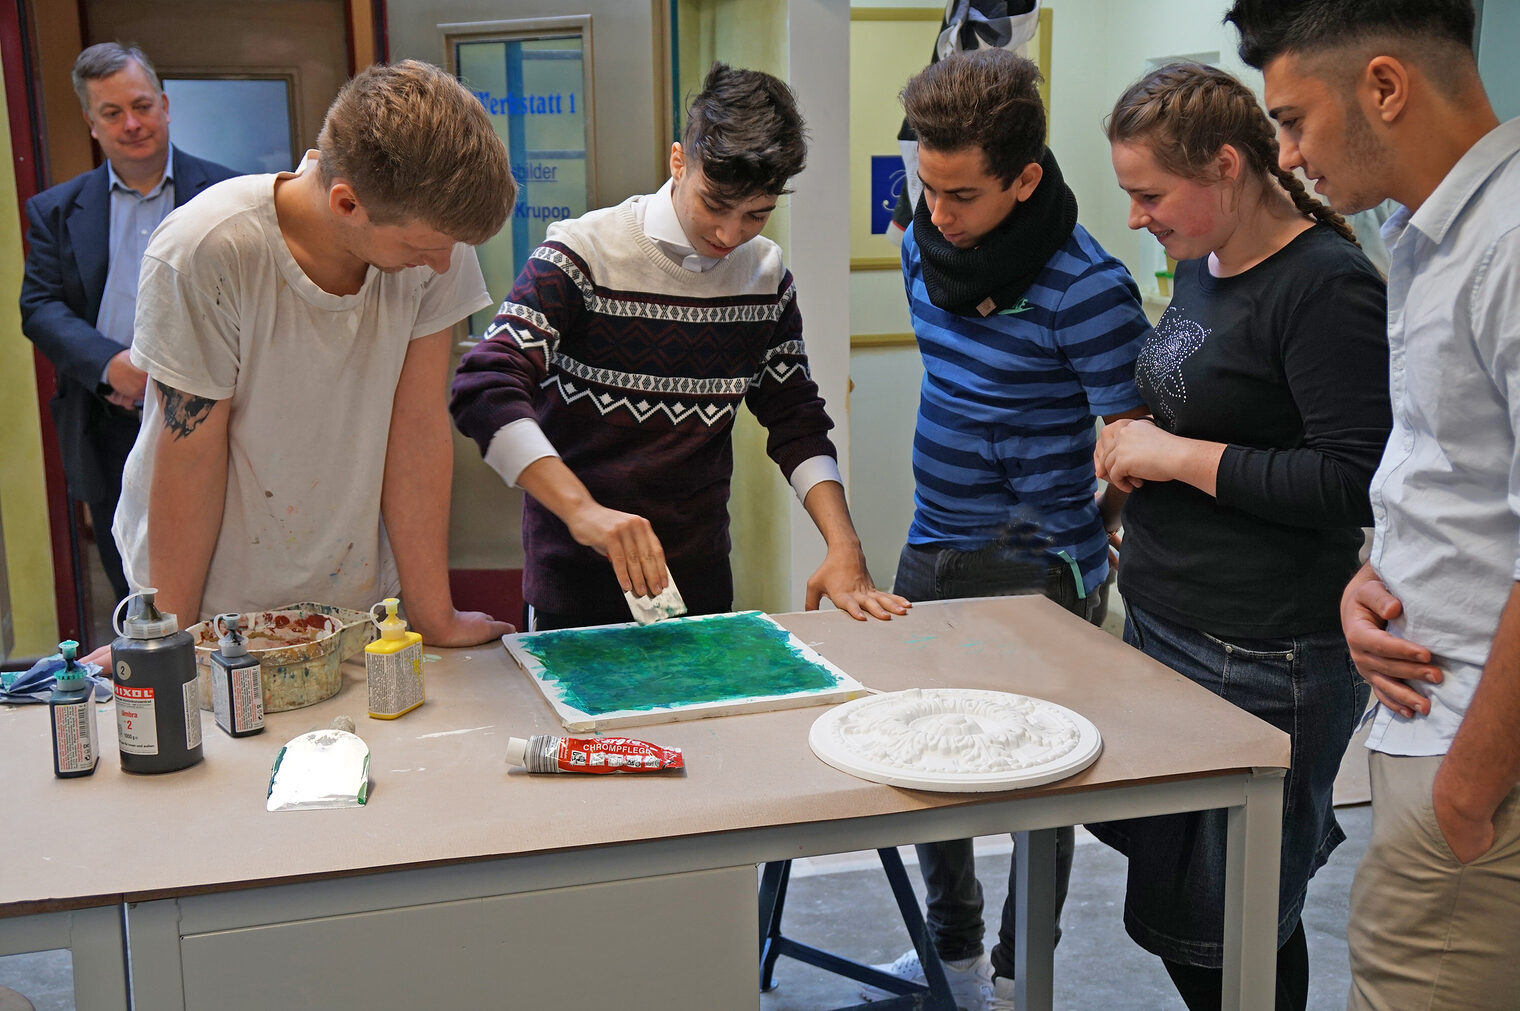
{"left": 643, "top": 177, "right": 723, "bottom": 273}
{"left": 1366, "top": 116, "right": 1520, "bottom": 757}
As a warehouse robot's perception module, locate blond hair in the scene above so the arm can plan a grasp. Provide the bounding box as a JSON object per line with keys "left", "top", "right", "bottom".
{"left": 318, "top": 60, "right": 515, "bottom": 245}
{"left": 1107, "top": 62, "right": 1357, "bottom": 245}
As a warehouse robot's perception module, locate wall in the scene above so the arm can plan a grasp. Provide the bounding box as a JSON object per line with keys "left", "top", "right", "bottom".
{"left": 783, "top": 0, "right": 854, "bottom": 609}
{"left": 389, "top": 1, "right": 668, "bottom": 207}
{"left": 83, "top": 0, "right": 349, "bottom": 159}
{"left": 1479, "top": 0, "right": 1520, "bottom": 122}
{"left": 0, "top": 66, "right": 60, "bottom": 659}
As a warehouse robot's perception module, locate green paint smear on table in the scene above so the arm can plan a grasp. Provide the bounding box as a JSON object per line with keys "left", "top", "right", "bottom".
{"left": 517, "top": 611, "right": 842, "bottom": 715}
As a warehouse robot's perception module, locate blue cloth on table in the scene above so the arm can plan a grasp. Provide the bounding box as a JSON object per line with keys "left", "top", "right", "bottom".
{"left": 1, "top": 653, "right": 111, "bottom": 703}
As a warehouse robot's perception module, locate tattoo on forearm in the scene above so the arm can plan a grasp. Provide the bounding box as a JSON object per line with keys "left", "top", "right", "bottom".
{"left": 156, "top": 381, "right": 216, "bottom": 440}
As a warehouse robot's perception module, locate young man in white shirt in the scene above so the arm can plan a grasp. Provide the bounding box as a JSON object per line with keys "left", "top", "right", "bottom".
{"left": 114, "top": 60, "right": 518, "bottom": 646}
{"left": 1228, "top": 1, "right": 1520, "bottom": 1005}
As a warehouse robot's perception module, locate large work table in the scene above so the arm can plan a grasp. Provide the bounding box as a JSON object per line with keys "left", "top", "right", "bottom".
{"left": 1, "top": 596, "right": 1289, "bottom": 1010}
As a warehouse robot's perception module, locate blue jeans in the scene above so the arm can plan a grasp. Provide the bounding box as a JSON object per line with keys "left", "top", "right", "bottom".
{"left": 1086, "top": 602, "right": 1368, "bottom": 968}
{"left": 892, "top": 541, "right": 1099, "bottom": 976}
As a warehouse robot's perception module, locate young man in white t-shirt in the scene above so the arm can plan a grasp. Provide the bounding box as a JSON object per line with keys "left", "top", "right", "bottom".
{"left": 111, "top": 60, "right": 518, "bottom": 647}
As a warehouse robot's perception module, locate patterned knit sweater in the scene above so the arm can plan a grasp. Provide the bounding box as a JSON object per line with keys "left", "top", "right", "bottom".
{"left": 451, "top": 192, "right": 837, "bottom": 618}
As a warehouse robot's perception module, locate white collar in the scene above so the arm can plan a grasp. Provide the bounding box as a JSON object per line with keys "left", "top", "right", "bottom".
{"left": 643, "top": 178, "right": 722, "bottom": 273}
{"left": 1406, "top": 116, "right": 1520, "bottom": 246}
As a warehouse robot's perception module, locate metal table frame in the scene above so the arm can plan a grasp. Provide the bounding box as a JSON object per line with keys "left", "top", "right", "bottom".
{"left": 1, "top": 766, "right": 1282, "bottom": 1010}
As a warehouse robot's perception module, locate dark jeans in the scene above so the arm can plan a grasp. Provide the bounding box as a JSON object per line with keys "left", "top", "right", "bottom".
{"left": 1087, "top": 601, "right": 1367, "bottom": 971}
{"left": 86, "top": 496, "right": 129, "bottom": 606}
{"left": 892, "top": 541, "right": 1104, "bottom": 978}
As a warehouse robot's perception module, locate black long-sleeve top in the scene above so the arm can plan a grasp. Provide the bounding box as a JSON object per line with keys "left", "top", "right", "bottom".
{"left": 1118, "top": 224, "right": 1392, "bottom": 637}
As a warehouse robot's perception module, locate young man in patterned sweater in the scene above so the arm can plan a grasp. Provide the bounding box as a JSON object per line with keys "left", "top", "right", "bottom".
{"left": 452, "top": 63, "right": 908, "bottom": 631}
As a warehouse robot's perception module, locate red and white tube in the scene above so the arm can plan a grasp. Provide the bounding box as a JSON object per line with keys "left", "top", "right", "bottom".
{"left": 505, "top": 734, "right": 684, "bottom": 773}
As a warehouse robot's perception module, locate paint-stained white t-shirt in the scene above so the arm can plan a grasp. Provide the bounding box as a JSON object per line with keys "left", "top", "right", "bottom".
{"left": 115, "top": 155, "right": 490, "bottom": 619}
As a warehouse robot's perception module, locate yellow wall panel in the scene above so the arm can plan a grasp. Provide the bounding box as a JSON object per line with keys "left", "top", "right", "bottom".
{"left": 0, "top": 69, "right": 62, "bottom": 659}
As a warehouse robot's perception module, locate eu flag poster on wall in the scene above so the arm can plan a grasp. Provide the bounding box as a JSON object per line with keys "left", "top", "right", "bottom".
{"left": 870, "top": 155, "right": 908, "bottom": 235}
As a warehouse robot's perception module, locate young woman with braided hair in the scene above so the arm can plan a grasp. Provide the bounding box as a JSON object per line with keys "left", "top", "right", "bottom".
{"left": 1088, "top": 62, "right": 1391, "bottom": 1010}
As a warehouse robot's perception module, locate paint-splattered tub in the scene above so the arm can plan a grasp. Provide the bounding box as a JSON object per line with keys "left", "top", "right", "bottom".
{"left": 187, "top": 603, "right": 374, "bottom": 713}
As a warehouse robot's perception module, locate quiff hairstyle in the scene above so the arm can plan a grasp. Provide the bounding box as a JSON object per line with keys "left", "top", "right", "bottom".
{"left": 72, "top": 42, "right": 160, "bottom": 112}
{"left": 682, "top": 62, "right": 807, "bottom": 203}
{"left": 318, "top": 60, "right": 515, "bottom": 246}
{"left": 1108, "top": 62, "right": 1357, "bottom": 246}
{"left": 901, "top": 49, "right": 1045, "bottom": 188}
{"left": 1224, "top": 0, "right": 1478, "bottom": 94}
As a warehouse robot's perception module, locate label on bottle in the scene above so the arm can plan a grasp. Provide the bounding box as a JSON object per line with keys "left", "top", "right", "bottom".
{"left": 183, "top": 679, "right": 202, "bottom": 750}
{"left": 211, "top": 661, "right": 232, "bottom": 731}
{"left": 115, "top": 683, "right": 158, "bottom": 754}
{"left": 213, "top": 657, "right": 266, "bottom": 734}
{"left": 53, "top": 701, "right": 97, "bottom": 773}
{"left": 233, "top": 666, "right": 265, "bottom": 732}
{"left": 367, "top": 642, "right": 425, "bottom": 717}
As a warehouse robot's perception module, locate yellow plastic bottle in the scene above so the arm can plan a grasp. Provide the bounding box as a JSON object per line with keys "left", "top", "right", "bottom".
{"left": 366, "top": 597, "right": 425, "bottom": 719}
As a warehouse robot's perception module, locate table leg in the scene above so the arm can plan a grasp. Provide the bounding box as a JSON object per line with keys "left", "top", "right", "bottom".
{"left": 124, "top": 898, "right": 186, "bottom": 1010}
{"left": 0, "top": 905, "right": 129, "bottom": 1011}
{"left": 1222, "top": 768, "right": 1285, "bottom": 1011}
{"left": 758, "top": 860, "right": 791, "bottom": 990}
{"left": 1012, "top": 828, "right": 1056, "bottom": 1011}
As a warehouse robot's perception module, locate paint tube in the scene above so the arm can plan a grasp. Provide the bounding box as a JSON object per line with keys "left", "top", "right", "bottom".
{"left": 266, "top": 718, "right": 370, "bottom": 812}
{"left": 505, "top": 734, "right": 684, "bottom": 774}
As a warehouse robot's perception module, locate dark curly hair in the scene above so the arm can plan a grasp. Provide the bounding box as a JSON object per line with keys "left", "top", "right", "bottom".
{"left": 900, "top": 49, "right": 1045, "bottom": 187}
{"left": 1224, "top": 0, "right": 1476, "bottom": 91}
{"left": 682, "top": 62, "right": 808, "bottom": 202}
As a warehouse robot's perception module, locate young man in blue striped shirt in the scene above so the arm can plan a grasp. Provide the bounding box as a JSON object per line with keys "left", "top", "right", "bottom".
{"left": 866, "top": 49, "right": 1150, "bottom": 1011}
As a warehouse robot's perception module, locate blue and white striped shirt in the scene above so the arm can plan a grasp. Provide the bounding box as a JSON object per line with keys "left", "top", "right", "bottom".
{"left": 902, "top": 222, "right": 1149, "bottom": 594}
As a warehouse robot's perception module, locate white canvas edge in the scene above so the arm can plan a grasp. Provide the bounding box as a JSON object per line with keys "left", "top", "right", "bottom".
{"left": 502, "top": 610, "right": 867, "bottom": 731}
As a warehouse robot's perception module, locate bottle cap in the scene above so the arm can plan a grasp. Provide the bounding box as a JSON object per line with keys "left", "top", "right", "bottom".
{"left": 114, "top": 589, "right": 180, "bottom": 640}
{"left": 505, "top": 736, "right": 529, "bottom": 767}
{"left": 213, "top": 613, "right": 248, "bottom": 658}
{"left": 370, "top": 597, "right": 410, "bottom": 641}
{"left": 54, "top": 640, "right": 89, "bottom": 691}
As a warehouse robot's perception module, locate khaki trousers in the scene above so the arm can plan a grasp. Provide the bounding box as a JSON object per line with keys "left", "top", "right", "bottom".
{"left": 1347, "top": 751, "right": 1520, "bottom": 1010}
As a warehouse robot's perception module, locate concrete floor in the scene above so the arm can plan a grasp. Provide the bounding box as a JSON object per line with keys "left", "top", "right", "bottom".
{"left": 757, "top": 807, "right": 1368, "bottom": 1010}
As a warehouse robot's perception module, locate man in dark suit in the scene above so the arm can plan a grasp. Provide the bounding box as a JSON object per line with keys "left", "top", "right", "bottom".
{"left": 20, "top": 42, "right": 238, "bottom": 604}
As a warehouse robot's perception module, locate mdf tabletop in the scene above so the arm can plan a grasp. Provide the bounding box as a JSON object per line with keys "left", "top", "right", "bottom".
{"left": 2, "top": 596, "right": 1289, "bottom": 1010}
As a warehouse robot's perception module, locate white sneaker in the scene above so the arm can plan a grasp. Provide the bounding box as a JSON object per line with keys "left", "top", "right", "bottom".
{"left": 987, "top": 973, "right": 1018, "bottom": 1010}
{"left": 859, "top": 948, "right": 993, "bottom": 1011}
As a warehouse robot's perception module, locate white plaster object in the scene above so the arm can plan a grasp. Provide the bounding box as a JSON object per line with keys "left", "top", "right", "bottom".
{"left": 809, "top": 688, "right": 1102, "bottom": 792}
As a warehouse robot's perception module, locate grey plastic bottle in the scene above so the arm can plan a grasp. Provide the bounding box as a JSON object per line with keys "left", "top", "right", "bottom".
{"left": 210, "top": 612, "right": 264, "bottom": 737}
{"left": 111, "top": 589, "right": 204, "bottom": 773}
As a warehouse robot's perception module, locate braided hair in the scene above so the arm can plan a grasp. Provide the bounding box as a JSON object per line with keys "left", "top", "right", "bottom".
{"left": 1106, "top": 61, "right": 1357, "bottom": 246}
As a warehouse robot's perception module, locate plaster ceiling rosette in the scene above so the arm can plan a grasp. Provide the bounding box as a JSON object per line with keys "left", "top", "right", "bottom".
{"left": 809, "top": 688, "right": 1101, "bottom": 792}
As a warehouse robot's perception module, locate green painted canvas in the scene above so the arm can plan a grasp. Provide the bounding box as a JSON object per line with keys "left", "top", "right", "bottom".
{"left": 512, "top": 611, "right": 848, "bottom": 716}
